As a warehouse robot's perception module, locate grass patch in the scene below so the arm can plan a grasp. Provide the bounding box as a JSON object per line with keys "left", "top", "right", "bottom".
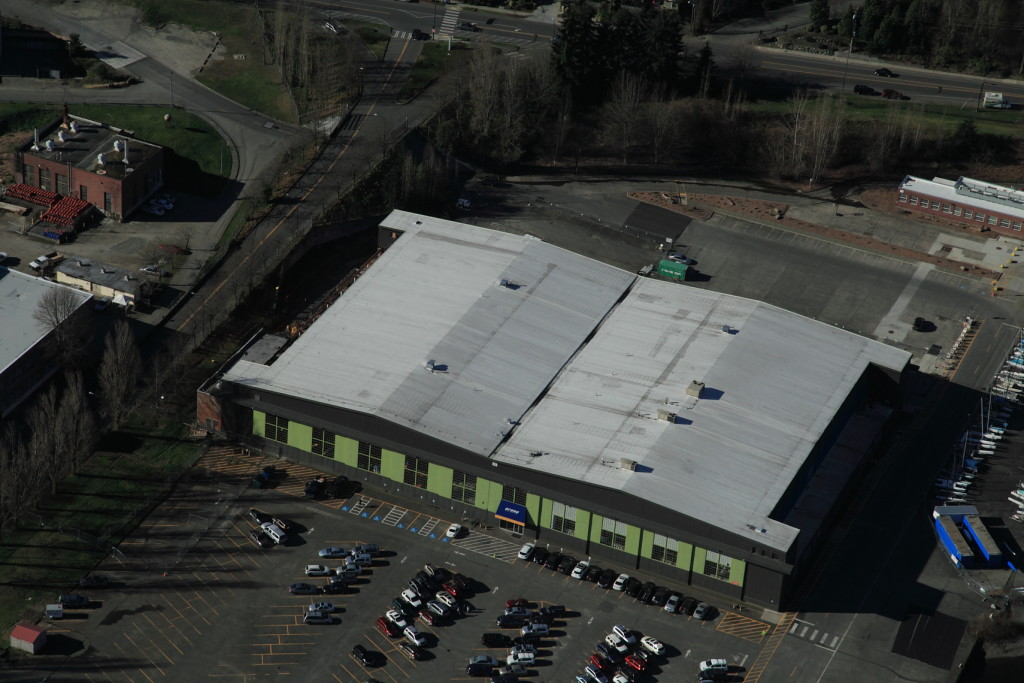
{"left": 0, "top": 423, "right": 201, "bottom": 631}
{"left": 396, "top": 41, "right": 475, "bottom": 103}
{"left": 349, "top": 22, "right": 391, "bottom": 61}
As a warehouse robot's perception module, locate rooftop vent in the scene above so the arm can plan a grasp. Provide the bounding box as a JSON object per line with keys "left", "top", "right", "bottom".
{"left": 44, "top": 140, "right": 55, "bottom": 152}
{"left": 57, "top": 130, "right": 67, "bottom": 143}
{"left": 69, "top": 121, "right": 78, "bottom": 134}
{"left": 425, "top": 359, "right": 436, "bottom": 373}
{"left": 685, "top": 380, "right": 705, "bottom": 398}
{"left": 656, "top": 409, "right": 676, "bottom": 423}
{"left": 97, "top": 153, "right": 106, "bottom": 165}
{"left": 113, "top": 139, "right": 124, "bottom": 153}
{"left": 619, "top": 458, "right": 638, "bottom": 471}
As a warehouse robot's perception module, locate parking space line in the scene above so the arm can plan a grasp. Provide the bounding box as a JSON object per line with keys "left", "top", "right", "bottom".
{"left": 121, "top": 632, "right": 163, "bottom": 678}
{"left": 142, "top": 611, "right": 187, "bottom": 655}
{"left": 716, "top": 611, "right": 773, "bottom": 643}
{"left": 416, "top": 517, "right": 439, "bottom": 536}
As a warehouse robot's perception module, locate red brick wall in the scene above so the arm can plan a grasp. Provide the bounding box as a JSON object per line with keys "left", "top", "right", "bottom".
{"left": 897, "top": 190, "right": 1024, "bottom": 237}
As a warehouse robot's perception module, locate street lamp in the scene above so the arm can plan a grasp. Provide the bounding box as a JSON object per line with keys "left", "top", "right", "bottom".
{"left": 838, "top": 13, "right": 857, "bottom": 96}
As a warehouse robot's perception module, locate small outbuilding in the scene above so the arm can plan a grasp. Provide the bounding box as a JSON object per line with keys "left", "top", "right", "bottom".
{"left": 10, "top": 623, "right": 47, "bottom": 654}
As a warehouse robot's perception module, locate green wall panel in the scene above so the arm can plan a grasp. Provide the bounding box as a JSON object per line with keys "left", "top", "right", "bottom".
{"left": 427, "top": 463, "right": 453, "bottom": 496}
{"left": 623, "top": 522, "right": 640, "bottom": 555}
{"left": 538, "top": 499, "right": 552, "bottom": 528}
{"left": 476, "top": 479, "right": 503, "bottom": 513}
{"left": 525, "top": 494, "right": 541, "bottom": 527}
{"left": 574, "top": 509, "right": 591, "bottom": 541}
{"left": 380, "top": 450, "right": 404, "bottom": 481}
{"left": 728, "top": 558, "right": 746, "bottom": 586}
{"left": 677, "top": 542, "right": 693, "bottom": 570}
{"left": 253, "top": 410, "right": 265, "bottom": 437}
{"left": 289, "top": 423, "right": 312, "bottom": 451}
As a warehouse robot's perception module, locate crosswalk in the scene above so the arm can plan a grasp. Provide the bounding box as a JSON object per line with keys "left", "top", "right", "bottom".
{"left": 788, "top": 618, "right": 840, "bottom": 649}
{"left": 449, "top": 533, "right": 522, "bottom": 563}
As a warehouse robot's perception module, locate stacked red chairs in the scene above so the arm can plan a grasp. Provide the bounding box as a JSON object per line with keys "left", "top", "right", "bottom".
{"left": 41, "top": 196, "right": 90, "bottom": 227}
{"left": 4, "top": 183, "right": 59, "bottom": 206}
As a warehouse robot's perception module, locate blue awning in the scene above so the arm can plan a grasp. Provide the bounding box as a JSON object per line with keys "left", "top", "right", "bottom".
{"left": 495, "top": 499, "right": 527, "bottom": 525}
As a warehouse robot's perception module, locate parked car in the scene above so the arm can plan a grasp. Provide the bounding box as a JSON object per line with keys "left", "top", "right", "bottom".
{"left": 694, "top": 601, "right": 711, "bottom": 620}
{"left": 469, "top": 655, "right": 502, "bottom": 668}
{"left": 640, "top": 635, "right": 665, "bottom": 655}
{"left": 664, "top": 592, "right": 682, "bottom": 613}
{"left": 624, "top": 654, "right": 646, "bottom": 671}
{"left": 426, "top": 600, "right": 450, "bottom": 617}
{"left": 853, "top": 84, "right": 876, "bottom": 95}
{"left": 604, "top": 633, "right": 629, "bottom": 653}
{"left": 446, "top": 523, "right": 464, "bottom": 539}
{"left": 481, "top": 633, "right": 513, "bottom": 647}
{"left": 324, "top": 476, "right": 349, "bottom": 497}
{"left": 288, "top": 583, "right": 319, "bottom": 595}
{"left": 138, "top": 265, "right": 170, "bottom": 277}
{"left": 496, "top": 614, "right": 525, "bottom": 628}
{"left": 318, "top": 547, "right": 348, "bottom": 559}
{"left": 404, "top": 625, "right": 427, "bottom": 646}
{"left": 272, "top": 517, "right": 295, "bottom": 533}
{"left": 874, "top": 67, "right": 898, "bottom": 77}
{"left": 352, "top": 643, "right": 378, "bottom": 666}
{"left": 418, "top": 610, "right": 441, "bottom": 626}
{"left": 401, "top": 589, "right": 422, "bottom": 608}
{"left": 498, "top": 663, "right": 529, "bottom": 676}
{"left": 584, "top": 565, "right": 603, "bottom": 582}
{"left": 597, "top": 568, "right": 617, "bottom": 588}
{"left": 517, "top": 542, "right": 535, "bottom": 560}
{"left": 509, "top": 643, "right": 537, "bottom": 655}
{"left": 507, "top": 650, "right": 535, "bottom": 665}
{"left": 637, "top": 582, "right": 657, "bottom": 603}
{"left": 612, "top": 625, "right": 636, "bottom": 644}
{"left": 304, "top": 478, "right": 324, "bottom": 498}
{"left": 571, "top": 560, "right": 591, "bottom": 579}
{"left": 557, "top": 555, "right": 577, "bottom": 574}
{"left": 386, "top": 609, "right": 408, "bottom": 628}
{"left": 504, "top": 605, "right": 531, "bottom": 617}
{"left": 305, "top": 564, "right": 332, "bottom": 577}
{"left": 397, "top": 641, "right": 424, "bottom": 660}
{"left": 303, "top": 610, "right": 333, "bottom": 624}
{"left": 531, "top": 547, "right": 550, "bottom": 565}
{"left": 521, "top": 623, "right": 548, "bottom": 636}
{"left": 881, "top": 88, "right": 904, "bottom": 99}
{"left": 543, "top": 552, "right": 563, "bottom": 570}
{"left": 613, "top": 573, "right": 631, "bottom": 591}
{"left": 666, "top": 251, "right": 696, "bottom": 265}
{"left": 584, "top": 665, "right": 609, "bottom": 683}
{"left": 595, "top": 641, "right": 621, "bottom": 663}
{"left": 436, "top": 590, "right": 457, "bottom": 608}
{"left": 247, "top": 508, "right": 272, "bottom": 525}
{"left": 309, "top": 601, "right": 335, "bottom": 613}
{"left": 651, "top": 586, "right": 671, "bottom": 606}
{"left": 248, "top": 530, "right": 273, "bottom": 548}
{"left": 505, "top": 598, "right": 528, "bottom": 609}
{"left": 538, "top": 604, "right": 565, "bottom": 618}
{"left": 442, "top": 581, "right": 465, "bottom": 598}
{"left": 322, "top": 581, "right": 348, "bottom": 595}
{"left": 467, "top": 662, "right": 494, "bottom": 677}
{"left": 377, "top": 616, "right": 400, "bottom": 637}
{"left": 680, "top": 596, "right": 699, "bottom": 615}
{"left": 58, "top": 594, "right": 89, "bottom": 608}
{"left": 623, "top": 577, "right": 642, "bottom": 597}
{"left": 93, "top": 296, "right": 112, "bottom": 311}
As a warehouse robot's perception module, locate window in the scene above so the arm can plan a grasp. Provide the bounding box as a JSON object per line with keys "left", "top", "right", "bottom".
{"left": 942, "top": 204, "right": 951, "bottom": 214}
{"left": 502, "top": 485, "right": 527, "bottom": 506}
{"left": 976, "top": 213, "right": 985, "bottom": 222}
{"left": 1014, "top": 222, "right": 1022, "bottom": 232}
{"left": 703, "top": 550, "right": 733, "bottom": 581}
{"left": 898, "top": 193, "right": 907, "bottom": 203}
{"left": 357, "top": 441, "right": 381, "bottom": 473}
{"left": 39, "top": 168, "right": 51, "bottom": 191}
{"left": 600, "top": 518, "right": 628, "bottom": 551}
{"left": 23, "top": 164, "right": 35, "bottom": 186}
{"left": 651, "top": 534, "right": 679, "bottom": 565}
{"left": 965, "top": 210, "right": 973, "bottom": 220}
{"left": 264, "top": 413, "right": 288, "bottom": 443}
{"left": 103, "top": 192, "right": 112, "bottom": 212}
{"left": 312, "top": 427, "right": 335, "bottom": 458}
{"left": 550, "top": 502, "right": 577, "bottom": 535}
{"left": 953, "top": 207, "right": 962, "bottom": 216}
{"left": 989, "top": 215, "right": 998, "bottom": 225}
{"left": 451, "top": 470, "right": 476, "bottom": 504}
{"left": 403, "top": 455, "right": 429, "bottom": 488}
{"left": 1000, "top": 218, "right": 1010, "bottom": 229}
{"left": 56, "top": 173, "right": 69, "bottom": 195}
{"left": 79, "top": 185, "right": 88, "bottom": 202}
{"left": 909, "top": 196, "right": 918, "bottom": 206}
{"left": 931, "top": 201, "right": 940, "bottom": 210}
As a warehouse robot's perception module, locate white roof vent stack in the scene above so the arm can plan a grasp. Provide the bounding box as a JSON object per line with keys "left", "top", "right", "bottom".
{"left": 619, "top": 458, "right": 638, "bottom": 471}
{"left": 113, "top": 139, "right": 124, "bottom": 153}
{"left": 44, "top": 140, "right": 55, "bottom": 152}
{"left": 69, "top": 121, "right": 78, "bottom": 134}
{"left": 685, "top": 380, "right": 705, "bottom": 398}
{"left": 656, "top": 409, "right": 677, "bottom": 423}
{"left": 57, "top": 130, "right": 67, "bottom": 143}
{"left": 97, "top": 152, "right": 106, "bottom": 165}
{"left": 425, "top": 359, "right": 436, "bottom": 374}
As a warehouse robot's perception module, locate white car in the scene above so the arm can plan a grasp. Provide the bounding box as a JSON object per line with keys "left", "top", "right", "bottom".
{"left": 640, "top": 635, "right": 665, "bottom": 655}
{"left": 404, "top": 625, "right": 427, "bottom": 646}
{"left": 612, "top": 624, "right": 636, "bottom": 644}
{"left": 435, "top": 591, "right": 457, "bottom": 608}
{"left": 386, "top": 609, "right": 408, "bottom": 628}
{"left": 308, "top": 601, "right": 335, "bottom": 612}
{"left": 666, "top": 251, "right": 696, "bottom": 265}
{"left": 571, "top": 560, "right": 590, "bottom": 579}
{"left": 304, "top": 564, "right": 332, "bottom": 577}
{"left": 612, "top": 573, "right": 630, "bottom": 591}
{"left": 426, "top": 600, "right": 449, "bottom": 616}
{"left": 446, "top": 523, "right": 463, "bottom": 539}
{"left": 517, "top": 542, "right": 535, "bottom": 560}
{"left": 506, "top": 651, "right": 535, "bottom": 665}
{"left": 612, "top": 674, "right": 630, "bottom": 683}
{"left": 400, "top": 589, "right": 422, "bottom": 608}
{"left": 604, "top": 632, "right": 629, "bottom": 653}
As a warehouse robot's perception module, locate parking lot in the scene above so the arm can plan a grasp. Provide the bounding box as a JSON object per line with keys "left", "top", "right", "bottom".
{"left": 17, "top": 447, "right": 771, "bottom": 683}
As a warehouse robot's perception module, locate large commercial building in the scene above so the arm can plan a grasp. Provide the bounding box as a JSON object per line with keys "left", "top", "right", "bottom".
{"left": 199, "top": 211, "right": 910, "bottom": 607}
{"left": 15, "top": 113, "right": 165, "bottom": 222}
{"left": 898, "top": 175, "right": 1024, "bottom": 236}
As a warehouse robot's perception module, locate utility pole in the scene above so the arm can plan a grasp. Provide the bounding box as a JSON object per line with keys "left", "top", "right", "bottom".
{"left": 838, "top": 12, "right": 857, "bottom": 96}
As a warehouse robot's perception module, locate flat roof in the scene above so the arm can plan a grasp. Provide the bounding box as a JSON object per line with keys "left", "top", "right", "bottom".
{"left": 899, "top": 175, "right": 1024, "bottom": 220}
{"left": 225, "top": 211, "right": 909, "bottom": 551}
{"left": 19, "top": 115, "right": 162, "bottom": 182}
{"left": 0, "top": 267, "right": 92, "bottom": 374}
{"left": 495, "top": 280, "right": 908, "bottom": 550}
{"left": 56, "top": 256, "right": 144, "bottom": 293}
{"left": 225, "top": 211, "right": 637, "bottom": 455}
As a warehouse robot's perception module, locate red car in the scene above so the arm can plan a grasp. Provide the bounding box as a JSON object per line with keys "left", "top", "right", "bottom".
{"left": 443, "top": 582, "right": 464, "bottom": 598}
{"left": 590, "top": 653, "right": 611, "bottom": 670}
{"left": 506, "top": 598, "right": 528, "bottom": 609}
{"left": 376, "top": 616, "right": 400, "bottom": 637}
{"left": 624, "top": 654, "right": 647, "bottom": 671}
{"left": 418, "top": 610, "right": 440, "bottom": 626}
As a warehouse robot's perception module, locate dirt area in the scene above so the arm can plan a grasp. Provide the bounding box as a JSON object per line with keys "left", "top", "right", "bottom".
{"left": 628, "top": 190, "right": 1002, "bottom": 281}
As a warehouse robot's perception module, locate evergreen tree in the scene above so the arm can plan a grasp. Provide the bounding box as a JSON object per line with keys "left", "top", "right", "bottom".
{"left": 808, "top": 0, "right": 830, "bottom": 30}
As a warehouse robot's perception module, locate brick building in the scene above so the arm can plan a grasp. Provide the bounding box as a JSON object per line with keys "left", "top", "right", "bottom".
{"left": 15, "top": 113, "right": 165, "bottom": 222}
{"left": 897, "top": 175, "right": 1024, "bottom": 236}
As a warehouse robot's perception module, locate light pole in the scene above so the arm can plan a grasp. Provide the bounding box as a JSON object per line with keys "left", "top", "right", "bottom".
{"left": 838, "top": 12, "right": 857, "bottom": 96}
{"left": 169, "top": 72, "right": 174, "bottom": 109}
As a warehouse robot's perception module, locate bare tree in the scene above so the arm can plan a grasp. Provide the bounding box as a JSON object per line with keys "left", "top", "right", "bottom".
{"left": 601, "top": 72, "right": 647, "bottom": 165}
{"left": 98, "top": 320, "right": 143, "bottom": 431}
{"left": 26, "top": 386, "right": 60, "bottom": 494}
{"left": 175, "top": 224, "right": 196, "bottom": 251}
{"left": 0, "top": 420, "right": 33, "bottom": 538}
{"left": 804, "top": 95, "right": 846, "bottom": 186}
{"left": 33, "top": 284, "right": 89, "bottom": 366}
{"left": 58, "top": 371, "right": 97, "bottom": 475}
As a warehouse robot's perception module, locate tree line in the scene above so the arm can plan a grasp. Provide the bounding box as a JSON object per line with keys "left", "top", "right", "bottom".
{"left": 0, "top": 287, "right": 183, "bottom": 539}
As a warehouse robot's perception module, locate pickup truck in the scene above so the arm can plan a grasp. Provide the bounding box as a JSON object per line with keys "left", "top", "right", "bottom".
{"left": 29, "top": 251, "right": 64, "bottom": 271}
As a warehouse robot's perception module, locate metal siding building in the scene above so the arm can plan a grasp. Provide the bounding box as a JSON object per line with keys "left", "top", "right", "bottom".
{"left": 203, "top": 211, "right": 909, "bottom": 607}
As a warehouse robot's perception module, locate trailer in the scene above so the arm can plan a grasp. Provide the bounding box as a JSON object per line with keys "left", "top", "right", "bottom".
{"left": 983, "top": 92, "right": 1011, "bottom": 109}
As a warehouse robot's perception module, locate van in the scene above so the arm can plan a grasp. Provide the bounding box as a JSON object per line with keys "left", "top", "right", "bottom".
{"left": 699, "top": 658, "right": 729, "bottom": 676}
{"left": 350, "top": 552, "right": 373, "bottom": 566}
{"left": 354, "top": 543, "right": 380, "bottom": 556}
{"left": 261, "top": 522, "right": 287, "bottom": 544}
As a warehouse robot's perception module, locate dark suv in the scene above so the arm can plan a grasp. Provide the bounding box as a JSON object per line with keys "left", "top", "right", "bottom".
{"left": 543, "top": 552, "right": 563, "bottom": 570}
{"left": 853, "top": 84, "right": 876, "bottom": 96}
{"left": 637, "top": 581, "right": 657, "bottom": 603}
{"left": 557, "top": 556, "right": 576, "bottom": 574}
{"left": 532, "top": 547, "right": 550, "bottom": 565}
{"left": 597, "top": 568, "right": 617, "bottom": 588}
